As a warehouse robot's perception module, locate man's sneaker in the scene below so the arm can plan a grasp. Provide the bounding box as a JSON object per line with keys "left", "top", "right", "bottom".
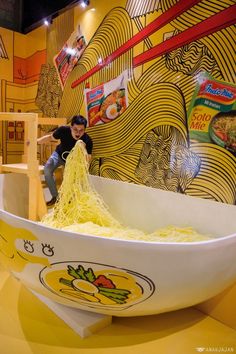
{"left": 46, "top": 196, "right": 57, "bottom": 207}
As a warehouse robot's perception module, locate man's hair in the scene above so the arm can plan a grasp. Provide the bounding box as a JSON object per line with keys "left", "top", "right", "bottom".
{"left": 71, "top": 115, "right": 87, "bottom": 128}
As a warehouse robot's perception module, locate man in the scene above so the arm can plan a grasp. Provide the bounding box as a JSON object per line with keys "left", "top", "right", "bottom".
{"left": 37, "top": 115, "right": 93, "bottom": 206}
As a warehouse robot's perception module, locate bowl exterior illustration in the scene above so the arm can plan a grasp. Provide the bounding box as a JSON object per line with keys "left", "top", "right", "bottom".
{"left": 0, "top": 174, "right": 236, "bottom": 317}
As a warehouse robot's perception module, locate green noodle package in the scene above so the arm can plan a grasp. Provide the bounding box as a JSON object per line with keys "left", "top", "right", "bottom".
{"left": 188, "top": 73, "right": 236, "bottom": 155}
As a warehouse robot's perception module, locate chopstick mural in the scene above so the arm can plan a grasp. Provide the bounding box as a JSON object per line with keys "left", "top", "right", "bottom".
{"left": 71, "top": 2, "right": 235, "bottom": 88}
{"left": 55, "top": 0, "right": 236, "bottom": 204}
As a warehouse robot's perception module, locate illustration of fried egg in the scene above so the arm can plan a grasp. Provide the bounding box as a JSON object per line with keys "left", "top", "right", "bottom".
{"left": 39, "top": 262, "right": 155, "bottom": 310}
{"left": 106, "top": 104, "right": 119, "bottom": 119}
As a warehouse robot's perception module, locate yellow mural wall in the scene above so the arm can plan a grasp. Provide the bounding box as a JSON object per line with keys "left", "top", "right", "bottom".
{"left": 0, "top": 28, "right": 13, "bottom": 84}
{"left": 74, "top": 0, "right": 126, "bottom": 42}
{"left": 0, "top": 25, "right": 46, "bottom": 162}
{"left": 0, "top": 0, "right": 236, "bottom": 330}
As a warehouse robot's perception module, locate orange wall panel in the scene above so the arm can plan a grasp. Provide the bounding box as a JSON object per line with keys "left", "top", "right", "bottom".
{"left": 14, "top": 49, "right": 46, "bottom": 84}
{"left": 13, "top": 56, "right": 26, "bottom": 84}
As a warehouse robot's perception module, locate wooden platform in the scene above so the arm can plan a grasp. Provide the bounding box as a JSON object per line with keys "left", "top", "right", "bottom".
{"left": 1, "top": 163, "right": 44, "bottom": 174}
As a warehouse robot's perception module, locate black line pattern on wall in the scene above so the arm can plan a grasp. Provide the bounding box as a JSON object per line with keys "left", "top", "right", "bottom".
{"left": 0, "top": 35, "right": 8, "bottom": 59}
{"left": 36, "top": 1, "right": 236, "bottom": 203}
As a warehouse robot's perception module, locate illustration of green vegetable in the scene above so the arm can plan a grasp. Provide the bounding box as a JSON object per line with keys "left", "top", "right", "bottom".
{"left": 59, "top": 265, "right": 131, "bottom": 304}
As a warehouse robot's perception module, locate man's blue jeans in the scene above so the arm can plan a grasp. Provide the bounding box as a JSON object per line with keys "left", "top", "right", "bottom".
{"left": 44, "top": 151, "right": 65, "bottom": 198}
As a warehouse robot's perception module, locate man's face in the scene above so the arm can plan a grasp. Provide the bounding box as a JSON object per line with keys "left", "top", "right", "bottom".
{"left": 70, "top": 124, "right": 85, "bottom": 140}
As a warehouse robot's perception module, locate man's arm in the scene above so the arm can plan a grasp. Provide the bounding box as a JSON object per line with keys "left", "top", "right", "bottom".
{"left": 37, "top": 133, "right": 58, "bottom": 145}
{"left": 87, "top": 154, "right": 92, "bottom": 165}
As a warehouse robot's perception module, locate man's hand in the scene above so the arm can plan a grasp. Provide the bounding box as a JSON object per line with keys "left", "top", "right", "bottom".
{"left": 76, "top": 140, "right": 91, "bottom": 165}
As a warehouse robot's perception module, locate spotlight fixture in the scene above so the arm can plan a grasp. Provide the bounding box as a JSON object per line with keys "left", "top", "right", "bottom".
{"left": 43, "top": 17, "right": 52, "bottom": 26}
{"left": 80, "top": 0, "right": 90, "bottom": 8}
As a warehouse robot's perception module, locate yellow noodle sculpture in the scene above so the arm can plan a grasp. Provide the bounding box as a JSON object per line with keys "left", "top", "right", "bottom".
{"left": 42, "top": 141, "right": 210, "bottom": 242}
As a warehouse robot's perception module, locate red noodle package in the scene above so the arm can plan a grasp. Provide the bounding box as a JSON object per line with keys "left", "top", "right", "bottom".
{"left": 84, "top": 71, "right": 128, "bottom": 127}
{"left": 188, "top": 73, "right": 236, "bottom": 155}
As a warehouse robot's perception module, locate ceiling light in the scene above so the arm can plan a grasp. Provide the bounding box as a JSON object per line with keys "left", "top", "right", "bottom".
{"left": 43, "top": 17, "right": 52, "bottom": 26}
{"left": 80, "top": 0, "right": 90, "bottom": 8}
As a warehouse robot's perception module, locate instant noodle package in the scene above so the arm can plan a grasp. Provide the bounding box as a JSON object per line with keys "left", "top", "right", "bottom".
{"left": 188, "top": 73, "right": 236, "bottom": 155}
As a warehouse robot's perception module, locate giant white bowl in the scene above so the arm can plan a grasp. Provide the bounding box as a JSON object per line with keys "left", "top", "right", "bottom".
{"left": 0, "top": 173, "right": 236, "bottom": 317}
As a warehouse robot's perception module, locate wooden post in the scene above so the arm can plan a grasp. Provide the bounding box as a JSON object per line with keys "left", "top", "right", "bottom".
{"left": 22, "top": 121, "right": 28, "bottom": 163}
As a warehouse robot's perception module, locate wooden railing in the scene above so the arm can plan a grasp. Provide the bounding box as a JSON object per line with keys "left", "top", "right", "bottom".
{"left": 0, "top": 113, "right": 66, "bottom": 221}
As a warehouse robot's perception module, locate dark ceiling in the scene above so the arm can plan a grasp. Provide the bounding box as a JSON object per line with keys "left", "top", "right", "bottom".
{"left": 0, "top": 0, "right": 77, "bottom": 34}
{"left": 22, "top": 0, "right": 77, "bottom": 33}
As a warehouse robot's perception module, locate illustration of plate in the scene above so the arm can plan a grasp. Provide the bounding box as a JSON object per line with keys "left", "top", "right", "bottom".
{"left": 39, "top": 261, "right": 155, "bottom": 311}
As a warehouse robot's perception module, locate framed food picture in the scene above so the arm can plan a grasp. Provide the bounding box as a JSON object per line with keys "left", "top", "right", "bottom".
{"left": 54, "top": 28, "right": 86, "bottom": 88}
{"left": 85, "top": 71, "right": 128, "bottom": 126}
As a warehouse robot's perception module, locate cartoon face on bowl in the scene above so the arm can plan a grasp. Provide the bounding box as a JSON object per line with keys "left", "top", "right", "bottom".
{"left": 39, "top": 261, "right": 155, "bottom": 311}
{"left": 0, "top": 219, "right": 50, "bottom": 272}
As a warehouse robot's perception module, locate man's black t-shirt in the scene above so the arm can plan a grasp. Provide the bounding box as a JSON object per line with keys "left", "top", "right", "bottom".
{"left": 53, "top": 126, "right": 93, "bottom": 161}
